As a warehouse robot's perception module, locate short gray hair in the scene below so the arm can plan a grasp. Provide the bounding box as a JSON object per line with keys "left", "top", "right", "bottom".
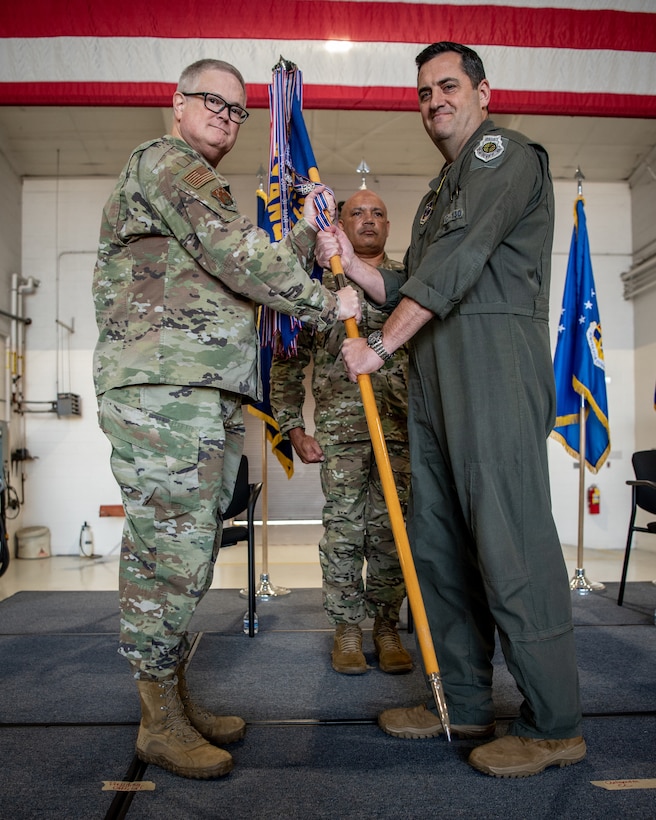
{"left": 177, "top": 59, "right": 246, "bottom": 94}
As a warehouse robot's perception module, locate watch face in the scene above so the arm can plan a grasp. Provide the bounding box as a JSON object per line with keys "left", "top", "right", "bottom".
{"left": 367, "top": 330, "right": 391, "bottom": 360}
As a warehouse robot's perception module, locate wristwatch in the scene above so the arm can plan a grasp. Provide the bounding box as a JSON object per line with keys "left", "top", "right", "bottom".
{"left": 366, "top": 330, "right": 394, "bottom": 361}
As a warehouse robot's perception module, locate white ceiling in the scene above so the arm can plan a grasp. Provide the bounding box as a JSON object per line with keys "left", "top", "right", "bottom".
{"left": 0, "top": 105, "right": 655, "bottom": 185}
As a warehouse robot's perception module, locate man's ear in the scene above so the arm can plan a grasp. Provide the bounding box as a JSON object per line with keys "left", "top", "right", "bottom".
{"left": 478, "top": 79, "right": 491, "bottom": 111}
{"left": 172, "top": 91, "right": 185, "bottom": 120}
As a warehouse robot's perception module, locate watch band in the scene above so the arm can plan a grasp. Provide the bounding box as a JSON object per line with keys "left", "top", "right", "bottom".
{"left": 366, "top": 330, "right": 394, "bottom": 361}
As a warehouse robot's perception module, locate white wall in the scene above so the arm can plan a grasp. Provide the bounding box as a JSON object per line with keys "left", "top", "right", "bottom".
{"left": 15, "top": 178, "right": 117, "bottom": 554}
{"left": 0, "top": 152, "right": 23, "bottom": 543}
{"left": 15, "top": 173, "right": 640, "bottom": 555}
{"left": 0, "top": 151, "right": 23, "bottom": 423}
{"left": 627, "top": 153, "right": 656, "bottom": 547}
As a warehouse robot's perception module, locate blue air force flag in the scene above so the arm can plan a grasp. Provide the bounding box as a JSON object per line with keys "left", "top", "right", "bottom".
{"left": 551, "top": 197, "right": 610, "bottom": 473}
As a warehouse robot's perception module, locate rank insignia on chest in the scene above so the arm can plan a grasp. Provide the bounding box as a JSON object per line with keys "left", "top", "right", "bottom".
{"left": 420, "top": 193, "right": 438, "bottom": 225}
{"left": 474, "top": 135, "right": 505, "bottom": 162}
{"left": 212, "top": 186, "right": 236, "bottom": 207}
{"left": 183, "top": 166, "right": 216, "bottom": 188}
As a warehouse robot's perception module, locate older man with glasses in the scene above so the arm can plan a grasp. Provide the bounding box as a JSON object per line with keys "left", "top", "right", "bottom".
{"left": 180, "top": 90, "right": 251, "bottom": 123}
{"left": 92, "top": 58, "right": 360, "bottom": 781}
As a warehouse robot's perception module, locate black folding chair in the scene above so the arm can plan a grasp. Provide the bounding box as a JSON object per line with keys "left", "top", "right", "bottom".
{"left": 617, "top": 449, "right": 656, "bottom": 606}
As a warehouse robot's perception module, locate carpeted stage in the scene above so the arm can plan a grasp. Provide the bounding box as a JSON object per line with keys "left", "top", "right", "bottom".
{"left": 1, "top": 583, "right": 654, "bottom": 819}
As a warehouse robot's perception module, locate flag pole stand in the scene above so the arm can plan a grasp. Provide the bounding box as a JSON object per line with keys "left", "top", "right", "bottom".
{"left": 570, "top": 397, "right": 605, "bottom": 594}
{"left": 241, "top": 421, "right": 290, "bottom": 600}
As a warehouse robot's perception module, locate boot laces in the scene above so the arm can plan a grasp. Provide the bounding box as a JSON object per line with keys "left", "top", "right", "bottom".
{"left": 375, "top": 621, "right": 403, "bottom": 651}
{"left": 187, "top": 702, "right": 214, "bottom": 723}
{"left": 337, "top": 624, "right": 362, "bottom": 653}
{"left": 179, "top": 678, "right": 214, "bottom": 723}
{"left": 157, "top": 680, "right": 202, "bottom": 743}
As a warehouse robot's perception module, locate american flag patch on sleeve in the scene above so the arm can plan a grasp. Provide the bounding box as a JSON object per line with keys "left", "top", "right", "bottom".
{"left": 183, "top": 166, "right": 216, "bottom": 188}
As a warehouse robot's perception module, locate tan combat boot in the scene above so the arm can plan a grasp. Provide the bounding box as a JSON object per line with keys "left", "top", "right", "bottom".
{"left": 178, "top": 665, "right": 246, "bottom": 745}
{"left": 379, "top": 703, "right": 496, "bottom": 740}
{"left": 468, "top": 735, "right": 587, "bottom": 778}
{"left": 373, "top": 616, "right": 413, "bottom": 673}
{"left": 331, "top": 623, "right": 367, "bottom": 674}
{"left": 136, "top": 678, "right": 233, "bottom": 779}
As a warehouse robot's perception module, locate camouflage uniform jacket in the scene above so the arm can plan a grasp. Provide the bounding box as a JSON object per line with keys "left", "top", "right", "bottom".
{"left": 270, "top": 255, "right": 408, "bottom": 448}
{"left": 93, "top": 136, "right": 339, "bottom": 401}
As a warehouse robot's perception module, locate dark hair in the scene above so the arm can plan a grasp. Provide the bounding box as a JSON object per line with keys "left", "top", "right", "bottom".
{"left": 415, "top": 42, "right": 486, "bottom": 89}
{"left": 178, "top": 59, "right": 246, "bottom": 94}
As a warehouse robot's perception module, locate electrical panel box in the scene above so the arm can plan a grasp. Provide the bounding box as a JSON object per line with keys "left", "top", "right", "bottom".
{"left": 56, "top": 393, "right": 81, "bottom": 417}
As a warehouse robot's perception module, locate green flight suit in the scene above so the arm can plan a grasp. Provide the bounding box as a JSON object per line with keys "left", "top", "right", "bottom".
{"left": 379, "top": 121, "right": 582, "bottom": 738}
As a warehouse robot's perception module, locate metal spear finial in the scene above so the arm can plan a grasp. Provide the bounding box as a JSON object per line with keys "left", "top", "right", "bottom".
{"left": 428, "top": 673, "right": 452, "bottom": 741}
{"left": 575, "top": 167, "right": 585, "bottom": 197}
{"left": 357, "top": 158, "right": 370, "bottom": 190}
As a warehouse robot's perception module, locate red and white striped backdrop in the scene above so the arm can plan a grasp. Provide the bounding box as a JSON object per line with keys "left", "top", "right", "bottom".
{"left": 1, "top": 0, "right": 655, "bottom": 117}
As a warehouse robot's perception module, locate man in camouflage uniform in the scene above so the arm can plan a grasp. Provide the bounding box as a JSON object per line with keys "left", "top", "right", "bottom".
{"left": 92, "top": 58, "right": 359, "bottom": 780}
{"left": 270, "top": 190, "right": 412, "bottom": 676}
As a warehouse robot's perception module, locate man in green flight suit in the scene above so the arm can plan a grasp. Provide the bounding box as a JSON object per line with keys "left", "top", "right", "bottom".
{"left": 270, "top": 190, "right": 412, "bottom": 676}
{"left": 318, "top": 42, "right": 586, "bottom": 779}
{"left": 92, "top": 58, "right": 360, "bottom": 780}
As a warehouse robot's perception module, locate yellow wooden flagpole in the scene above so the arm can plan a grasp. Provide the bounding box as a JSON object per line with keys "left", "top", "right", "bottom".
{"left": 311, "top": 176, "right": 450, "bottom": 738}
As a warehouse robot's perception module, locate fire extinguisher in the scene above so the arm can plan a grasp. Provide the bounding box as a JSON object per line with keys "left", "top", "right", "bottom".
{"left": 587, "top": 484, "right": 600, "bottom": 515}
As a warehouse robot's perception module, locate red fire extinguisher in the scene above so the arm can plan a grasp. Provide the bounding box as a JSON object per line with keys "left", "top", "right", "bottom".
{"left": 587, "top": 485, "right": 600, "bottom": 515}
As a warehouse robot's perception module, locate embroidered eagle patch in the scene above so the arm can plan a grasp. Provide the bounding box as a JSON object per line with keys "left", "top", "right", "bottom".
{"left": 474, "top": 135, "right": 505, "bottom": 162}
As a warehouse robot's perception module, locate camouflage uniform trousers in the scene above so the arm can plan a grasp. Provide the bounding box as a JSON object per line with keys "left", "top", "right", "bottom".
{"left": 98, "top": 385, "right": 245, "bottom": 680}
{"left": 318, "top": 439, "right": 411, "bottom": 625}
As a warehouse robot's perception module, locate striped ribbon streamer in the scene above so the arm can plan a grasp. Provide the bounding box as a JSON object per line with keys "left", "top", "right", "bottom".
{"left": 259, "top": 58, "right": 332, "bottom": 355}
{"left": 313, "top": 190, "right": 334, "bottom": 232}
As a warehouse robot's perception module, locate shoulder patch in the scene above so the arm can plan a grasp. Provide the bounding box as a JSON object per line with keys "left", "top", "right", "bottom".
{"left": 474, "top": 135, "right": 505, "bottom": 163}
{"left": 212, "top": 186, "right": 236, "bottom": 208}
{"left": 183, "top": 166, "right": 217, "bottom": 188}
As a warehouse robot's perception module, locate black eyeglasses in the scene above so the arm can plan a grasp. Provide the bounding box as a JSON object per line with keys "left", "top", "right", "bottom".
{"left": 181, "top": 92, "right": 249, "bottom": 124}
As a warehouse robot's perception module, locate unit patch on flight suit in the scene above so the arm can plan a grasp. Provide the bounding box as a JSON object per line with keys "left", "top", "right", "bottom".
{"left": 420, "top": 192, "right": 438, "bottom": 225}
{"left": 474, "top": 135, "right": 505, "bottom": 162}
